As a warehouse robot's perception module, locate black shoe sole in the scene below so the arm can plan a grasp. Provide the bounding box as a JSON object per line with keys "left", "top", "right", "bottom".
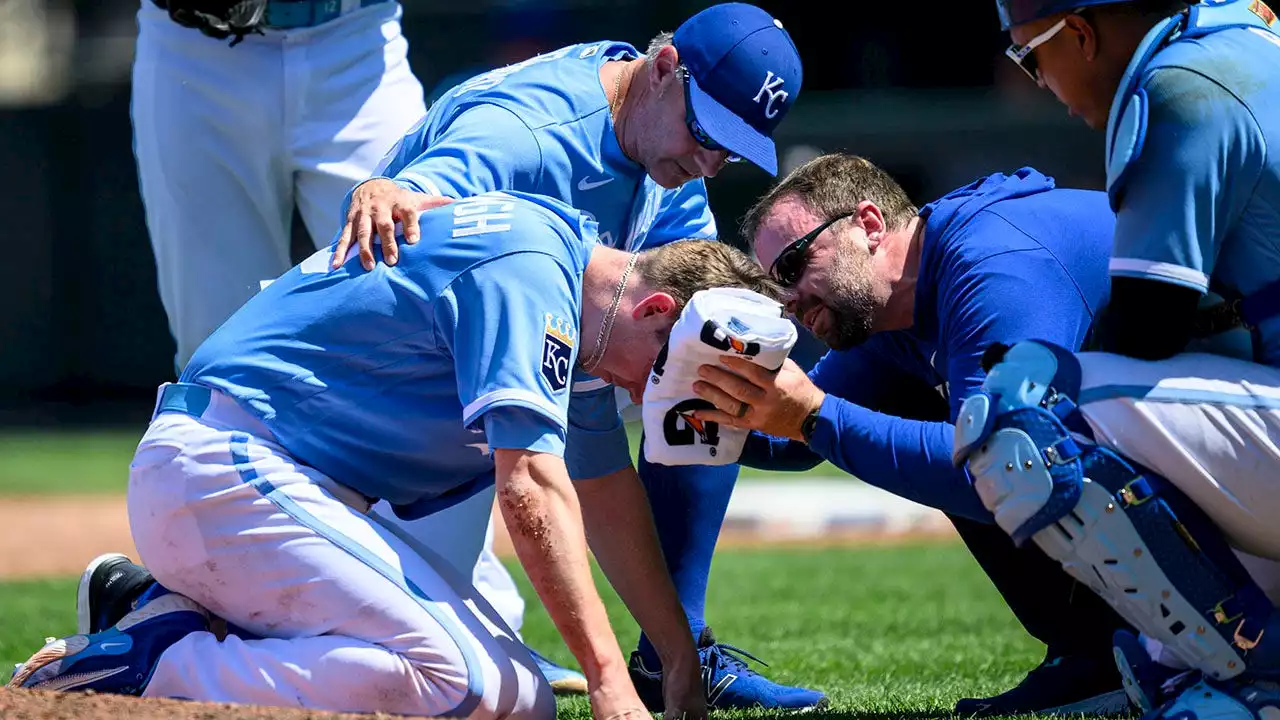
{"left": 954, "top": 688, "right": 1131, "bottom": 717}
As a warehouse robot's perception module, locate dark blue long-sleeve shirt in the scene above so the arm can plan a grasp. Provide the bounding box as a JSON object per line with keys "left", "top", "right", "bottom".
{"left": 741, "top": 169, "right": 1114, "bottom": 523}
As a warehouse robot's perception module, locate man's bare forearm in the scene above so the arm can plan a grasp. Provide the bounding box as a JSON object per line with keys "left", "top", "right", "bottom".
{"left": 494, "top": 449, "right": 629, "bottom": 687}
{"left": 577, "top": 464, "right": 700, "bottom": 673}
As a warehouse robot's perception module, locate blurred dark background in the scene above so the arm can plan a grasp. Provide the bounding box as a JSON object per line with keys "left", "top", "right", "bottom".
{"left": 0, "top": 0, "right": 1107, "bottom": 427}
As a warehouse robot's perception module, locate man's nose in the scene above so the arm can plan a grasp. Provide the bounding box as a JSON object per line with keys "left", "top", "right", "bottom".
{"left": 694, "top": 148, "right": 728, "bottom": 178}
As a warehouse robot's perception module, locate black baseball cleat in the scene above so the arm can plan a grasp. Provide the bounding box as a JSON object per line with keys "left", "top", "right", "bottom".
{"left": 954, "top": 651, "right": 1131, "bottom": 717}
{"left": 77, "top": 553, "right": 158, "bottom": 635}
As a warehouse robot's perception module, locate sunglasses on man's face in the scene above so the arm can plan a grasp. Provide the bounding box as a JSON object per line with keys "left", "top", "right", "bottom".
{"left": 679, "top": 67, "right": 743, "bottom": 163}
{"left": 1005, "top": 16, "right": 1069, "bottom": 81}
{"left": 768, "top": 211, "right": 855, "bottom": 287}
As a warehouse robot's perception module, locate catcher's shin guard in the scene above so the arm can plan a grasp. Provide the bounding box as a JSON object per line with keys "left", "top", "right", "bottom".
{"left": 953, "top": 339, "right": 1280, "bottom": 683}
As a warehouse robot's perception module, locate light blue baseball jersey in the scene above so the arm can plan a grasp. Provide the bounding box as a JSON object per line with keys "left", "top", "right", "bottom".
{"left": 347, "top": 40, "right": 719, "bottom": 478}
{"left": 359, "top": 40, "right": 716, "bottom": 253}
{"left": 182, "top": 191, "right": 597, "bottom": 520}
{"left": 1107, "top": 15, "right": 1280, "bottom": 365}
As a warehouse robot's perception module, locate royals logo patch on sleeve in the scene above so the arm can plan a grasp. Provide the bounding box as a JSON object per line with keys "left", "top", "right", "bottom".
{"left": 1250, "top": 0, "right": 1276, "bottom": 25}
{"left": 541, "top": 313, "right": 575, "bottom": 393}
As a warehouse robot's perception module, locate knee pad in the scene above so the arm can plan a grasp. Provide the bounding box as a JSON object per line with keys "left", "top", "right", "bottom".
{"left": 952, "top": 339, "right": 1091, "bottom": 544}
{"left": 954, "top": 340, "right": 1280, "bottom": 683}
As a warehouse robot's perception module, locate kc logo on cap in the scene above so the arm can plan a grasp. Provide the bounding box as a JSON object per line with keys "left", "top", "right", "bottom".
{"left": 673, "top": 3, "right": 804, "bottom": 176}
{"left": 753, "top": 70, "right": 789, "bottom": 120}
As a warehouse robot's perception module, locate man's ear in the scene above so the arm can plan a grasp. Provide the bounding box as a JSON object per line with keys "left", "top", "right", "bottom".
{"left": 1066, "top": 12, "right": 1099, "bottom": 61}
{"left": 650, "top": 45, "right": 680, "bottom": 88}
{"left": 858, "top": 200, "right": 887, "bottom": 251}
{"left": 633, "top": 291, "right": 677, "bottom": 319}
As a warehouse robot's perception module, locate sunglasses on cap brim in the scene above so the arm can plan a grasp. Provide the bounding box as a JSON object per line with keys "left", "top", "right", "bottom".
{"left": 678, "top": 66, "right": 743, "bottom": 163}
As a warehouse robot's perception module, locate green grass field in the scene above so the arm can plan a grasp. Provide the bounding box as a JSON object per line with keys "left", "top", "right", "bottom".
{"left": 0, "top": 430, "right": 141, "bottom": 495}
{"left": 518, "top": 544, "right": 1053, "bottom": 719}
{"left": 0, "top": 426, "right": 840, "bottom": 496}
{"left": 0, "top": 544, "right": 1050, "bottom": 719}
{"left": 0, "top": 430, "right": 1055, "bottom": 719}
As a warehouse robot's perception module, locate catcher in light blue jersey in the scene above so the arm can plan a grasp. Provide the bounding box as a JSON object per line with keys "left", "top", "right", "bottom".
{"left": 321, "top": 4, "right": 827, "bottom": 711}
{"left": 8, "top": 191, "right": 784, "bottom": 720}
{"left": 957, "top": 2, "right": 1280, "bottom": 719}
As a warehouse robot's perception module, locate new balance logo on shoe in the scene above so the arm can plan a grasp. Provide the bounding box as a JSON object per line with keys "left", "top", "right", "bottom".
{"left": 703, "top": 664, "right": 738, "bottom": 706}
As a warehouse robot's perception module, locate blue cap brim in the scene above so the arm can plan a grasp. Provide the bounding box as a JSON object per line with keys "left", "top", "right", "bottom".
{"left": 687, "top": 74, "right": 778, "bottom": 176}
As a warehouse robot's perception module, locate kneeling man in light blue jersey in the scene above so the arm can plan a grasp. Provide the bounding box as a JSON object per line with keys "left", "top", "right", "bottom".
{"left": 8, "top": 191, "right": 781, "bottom": 720}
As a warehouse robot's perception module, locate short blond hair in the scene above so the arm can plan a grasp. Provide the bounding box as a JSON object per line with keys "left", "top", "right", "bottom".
{"left": 636, "top": 239, "right": 784, "bottom": 308}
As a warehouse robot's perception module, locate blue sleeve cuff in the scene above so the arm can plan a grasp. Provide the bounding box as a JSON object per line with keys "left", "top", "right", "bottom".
{"left": 1108, "top": 258, "right": 1209, "bottom": 293}
{"left": 806, "top": 394, "right": 844, "bottom": 461}
{"left": 483, "top": 406, "right": 565, "bottom": 456}
{"left": 564, "top": 385, "right": 631, "bottom": 480}
{"left": 565, "top": 422, "right": 632, "bottom": 480}
{"left": 393, "top": 176, "right": 441, "bottom": 196}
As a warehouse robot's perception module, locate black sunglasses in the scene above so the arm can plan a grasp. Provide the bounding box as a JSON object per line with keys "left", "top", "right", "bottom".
{"left": 679, "top": 67, "right": 742, "bottom": 163}
{"left": 768, "top": 211, "right": 855, "bottom": 286}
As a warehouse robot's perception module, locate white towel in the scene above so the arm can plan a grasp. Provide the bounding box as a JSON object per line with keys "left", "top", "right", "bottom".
{"left": 642, "top": 287, "right": 797, "bottom": 466}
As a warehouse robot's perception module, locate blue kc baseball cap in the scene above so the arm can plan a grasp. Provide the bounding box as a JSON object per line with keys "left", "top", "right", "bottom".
{"left": 673, "top": 3, "right": 803, "bottom": 176}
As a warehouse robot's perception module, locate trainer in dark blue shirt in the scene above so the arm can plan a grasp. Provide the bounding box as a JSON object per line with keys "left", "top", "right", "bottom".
{"left": 688, "top": 153, "right": 1134, "bottom": 717}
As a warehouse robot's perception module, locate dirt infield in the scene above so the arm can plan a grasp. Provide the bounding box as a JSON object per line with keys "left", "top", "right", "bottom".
{"left": 0, "top": 688, "right": 430, "bottom": 720}
{"left": 0, "top": 495, "right": 957, "bottom": 580}
{"left": 0, "top": 497, "right": 141, "bottom": 579}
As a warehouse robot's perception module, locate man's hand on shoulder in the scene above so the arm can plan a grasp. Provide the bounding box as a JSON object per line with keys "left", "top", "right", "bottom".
{"left": 331, "top": 179, "right": 454, "bottom": 271}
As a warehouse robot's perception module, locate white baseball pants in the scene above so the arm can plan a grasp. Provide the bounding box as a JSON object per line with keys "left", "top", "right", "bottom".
{"left": 1075, "top": 351, "right": 1280, "bottom": 602}
{"left": 128, "top": 389, "right": 553, "bottom": 718}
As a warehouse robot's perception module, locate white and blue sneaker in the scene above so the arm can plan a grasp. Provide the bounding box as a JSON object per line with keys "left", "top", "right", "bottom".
{"left": 8, "top": 592, "right": 208, "bottom": 695}
{"left": 528, "top": 647, "right": 588, "bottom": 695}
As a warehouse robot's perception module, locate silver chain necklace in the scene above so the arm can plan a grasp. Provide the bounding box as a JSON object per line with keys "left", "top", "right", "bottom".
{"left": 581, "top": 62, "right": 633, "bottom": 373}
{"left": 610, "top": 61, "right": 625, "bottom": 117}
{"left": 580, "top": 252, "right": 638, "bottom": 373}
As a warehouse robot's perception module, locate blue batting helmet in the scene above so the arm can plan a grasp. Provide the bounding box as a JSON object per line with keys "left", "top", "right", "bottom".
{"left": 995, "top": 0, "right": 1135, "bottom": 29}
